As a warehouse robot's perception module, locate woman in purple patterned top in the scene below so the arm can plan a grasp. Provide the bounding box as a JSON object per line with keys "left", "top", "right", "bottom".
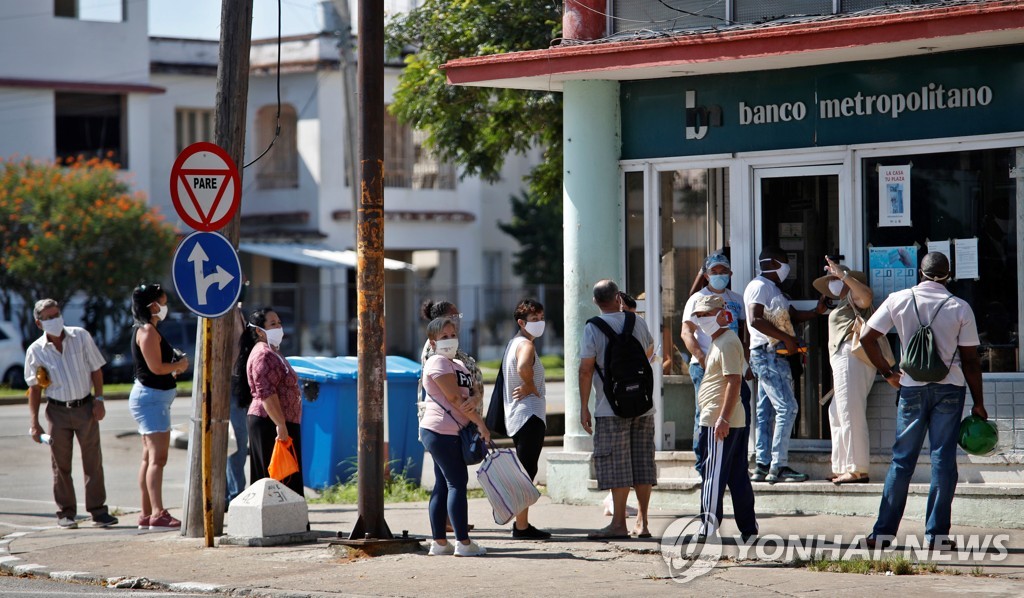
{"left": 238, "top": 307, "right": 305, "bottom": 498}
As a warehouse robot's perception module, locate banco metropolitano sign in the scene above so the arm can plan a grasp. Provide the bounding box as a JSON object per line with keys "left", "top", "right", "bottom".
{"left": 622, "top": 46, "right": 1024, "bottom": 159}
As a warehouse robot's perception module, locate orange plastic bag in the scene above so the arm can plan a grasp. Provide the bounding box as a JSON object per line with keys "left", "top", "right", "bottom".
{"left": 268, "top": 437, "right": 299, "bottom": 481}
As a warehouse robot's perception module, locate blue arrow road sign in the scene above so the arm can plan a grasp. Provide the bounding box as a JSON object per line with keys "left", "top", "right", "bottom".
{"left": 172, "top": 231, "right": 242, "bottom": 318}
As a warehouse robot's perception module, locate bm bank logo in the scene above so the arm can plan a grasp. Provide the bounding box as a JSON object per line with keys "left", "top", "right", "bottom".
{"left": 685, "top": 90, "right": 723, "bottom": 140}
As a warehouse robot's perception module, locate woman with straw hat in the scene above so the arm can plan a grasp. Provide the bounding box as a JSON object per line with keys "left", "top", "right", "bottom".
{"left": 814, "top": 257, "right": 875, "bottom": 484}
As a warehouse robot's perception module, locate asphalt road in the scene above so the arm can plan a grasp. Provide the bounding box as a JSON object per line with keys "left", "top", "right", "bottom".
{"left": 0, "top": 400, "right": 193, "bottom": 530}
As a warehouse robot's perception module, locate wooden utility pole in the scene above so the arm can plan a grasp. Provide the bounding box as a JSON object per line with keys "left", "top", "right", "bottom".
{"left": 184, "top": 0, "right": 254, "bottom": 540}
{"left": 349, "top": 0, "right": 392, "bottom": 541}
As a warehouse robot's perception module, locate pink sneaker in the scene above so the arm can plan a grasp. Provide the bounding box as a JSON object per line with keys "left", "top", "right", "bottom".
{"left": 149, "top": 510, "right": 181, "bottom": 530}
{"left": 137, "top": 514, "right": 150, "bottom": 529}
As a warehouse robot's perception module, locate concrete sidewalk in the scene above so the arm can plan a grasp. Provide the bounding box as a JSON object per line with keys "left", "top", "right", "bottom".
{"left": 2, "top": 496, "right": 1023, "bottom": 597}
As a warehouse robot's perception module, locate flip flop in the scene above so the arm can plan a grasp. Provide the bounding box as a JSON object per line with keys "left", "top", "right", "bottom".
{"left": 833, "top": 474, "right": 870, "bottom": 485}
{"left": 587, "top": 529, "right": 631, "bottom": 540}
{"left": 634, "top": 532, "right": 653, "bottom": 539}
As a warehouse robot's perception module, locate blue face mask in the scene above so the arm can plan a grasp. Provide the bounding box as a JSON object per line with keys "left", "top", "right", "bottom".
{"left": 708, "top": 274, "right": 731, "bottom": 290}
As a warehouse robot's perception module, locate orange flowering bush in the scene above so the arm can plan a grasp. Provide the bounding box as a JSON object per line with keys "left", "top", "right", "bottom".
{"left": 0, "top": 156, "right": 177, "bottom": 343}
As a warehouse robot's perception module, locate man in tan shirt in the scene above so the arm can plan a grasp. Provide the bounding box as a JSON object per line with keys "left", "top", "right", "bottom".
{"left": 693, "top": 294, "right": 757, "bottom": 540}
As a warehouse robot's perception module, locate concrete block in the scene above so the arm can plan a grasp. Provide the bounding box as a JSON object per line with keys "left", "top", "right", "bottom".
{"left": 227, "top": 478, "right": 308, "bottom": 538}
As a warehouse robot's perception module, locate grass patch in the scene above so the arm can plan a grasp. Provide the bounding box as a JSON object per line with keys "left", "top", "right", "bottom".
{"left": 478, "top": 354, "right": 564, "bottom": 384}
{"left": 311, "top": 470, "right": 431, "bottom": 504}
{"left": 806, "top": 554, "right": 937, "bottom": 576}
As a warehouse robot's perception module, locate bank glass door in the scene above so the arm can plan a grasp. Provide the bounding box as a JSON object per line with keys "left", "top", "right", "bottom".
{"left": 754, "top": 165, "right": 841, "bottom": 441}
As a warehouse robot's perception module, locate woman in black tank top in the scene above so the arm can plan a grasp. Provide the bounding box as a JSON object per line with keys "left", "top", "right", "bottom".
{"left": 127, "top": 284, "right": 190, "bottom": 531}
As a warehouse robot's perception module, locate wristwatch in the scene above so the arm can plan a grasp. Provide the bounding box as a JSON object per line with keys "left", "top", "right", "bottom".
{"left": 95, "top": 395, "right": 104, "bottom": 401}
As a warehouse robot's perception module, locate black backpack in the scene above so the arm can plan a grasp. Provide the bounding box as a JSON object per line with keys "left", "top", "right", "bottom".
{"left": 899, "top": 291, "right": 955, "bottom": 383}
{"left": 587, "top": 312, "right": 654, "bottom": 418}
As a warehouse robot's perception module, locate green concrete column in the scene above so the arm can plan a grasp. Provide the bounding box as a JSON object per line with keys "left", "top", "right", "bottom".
{"left": 562, "top": 80, "right": 621, "bottom": 453}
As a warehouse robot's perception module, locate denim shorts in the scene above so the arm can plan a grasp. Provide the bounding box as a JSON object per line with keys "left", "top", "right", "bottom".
{"left": 128, "top": 381, "right": 177, "bottom": 435}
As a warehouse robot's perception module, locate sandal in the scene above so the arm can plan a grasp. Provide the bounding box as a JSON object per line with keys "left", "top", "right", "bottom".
{"left": 587, "top": 526, "right": 630, "bottom": 540}
{"left": 833, "top": 473, "right": 869, "bottom": 485}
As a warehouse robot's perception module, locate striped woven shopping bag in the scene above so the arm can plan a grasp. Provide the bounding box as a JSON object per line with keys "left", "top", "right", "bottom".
{"left": 476, "top": 443, "right": 541, "bottom": 525}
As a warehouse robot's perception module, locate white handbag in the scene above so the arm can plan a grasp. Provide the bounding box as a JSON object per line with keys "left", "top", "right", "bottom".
{"left": 476, "top": 445, "right": 541, "bottom": 525}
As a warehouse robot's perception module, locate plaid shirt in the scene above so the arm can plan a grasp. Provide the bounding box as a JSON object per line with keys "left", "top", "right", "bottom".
{"left": 246, "top": 342, "right": 302, "bottom": 423}
{"left": 24, "top": 327, "right": 105, "bottom": 402}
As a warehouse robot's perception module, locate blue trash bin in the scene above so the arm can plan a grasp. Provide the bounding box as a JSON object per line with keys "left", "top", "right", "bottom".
{"left": 384, "top": 356, "right": 425, "bottom": 481}
{"left": 287, "top": 355, "right": 423, "bottom": 489}
{"left": 288, "top": 356, "right": 359, "bottom": 490}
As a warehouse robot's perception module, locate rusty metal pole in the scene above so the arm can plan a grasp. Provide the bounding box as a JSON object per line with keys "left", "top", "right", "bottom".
{"left": 349, "top": 0, "right": 392, "bottom": 541}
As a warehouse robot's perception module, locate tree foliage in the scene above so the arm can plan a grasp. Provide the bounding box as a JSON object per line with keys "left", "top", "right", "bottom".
{"left": 0, "top": 156, "right": 177, "bottom": 346}
{"left": 386, "top": 0, "right": 565, "bottom": 283}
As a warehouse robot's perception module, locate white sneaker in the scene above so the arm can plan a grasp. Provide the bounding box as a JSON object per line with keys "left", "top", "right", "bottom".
{"left": 454, "top": 540, "right": 487, "bottom": 557}
{"left": 428, "top": 540, "right": 454, "bottom": 556}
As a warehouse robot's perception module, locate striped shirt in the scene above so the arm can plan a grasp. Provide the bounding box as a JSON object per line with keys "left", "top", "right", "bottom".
{"left": 24, "top": 326, "right": 106, "bottom": 402}
{"left": 502, "top": 336, "right": 546, "bottom": 437}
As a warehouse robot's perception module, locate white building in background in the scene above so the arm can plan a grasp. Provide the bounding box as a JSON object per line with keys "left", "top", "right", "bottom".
{"left": 0, "top": 1, "right": 539, "bottom": 359}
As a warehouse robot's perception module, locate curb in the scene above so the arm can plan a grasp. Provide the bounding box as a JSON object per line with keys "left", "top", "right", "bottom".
{"left": 0, "top": 531, "right": 229, "bottom": 595}
{"left": 0, "top": 529, "right": 342, "bottom": 598}
{"left": 0, "top": 391, "right": 190, "bottom": 408}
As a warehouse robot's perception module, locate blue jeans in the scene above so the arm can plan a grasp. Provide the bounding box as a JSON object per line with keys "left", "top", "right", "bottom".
{"left": 872, "top": 384, "right": 965, "bottom": 544}
{"left": 420, "top": 428, "right": 470, "bottom": 541}
{"left": 226, "top": 398, "right": 249, "bottom": 503}
{"left": 749, "top": 348, "right": 798, "bottom": 470}
{"left": 691, "top": 362, "right": 751, "bottom": 478}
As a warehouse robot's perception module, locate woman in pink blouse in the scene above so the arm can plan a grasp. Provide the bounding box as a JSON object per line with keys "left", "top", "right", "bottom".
{"left": 238, "top": 307, "right": 304, "bottom": 497}
{"left": 420, "top": 316, "right": 491, "bottom": 557}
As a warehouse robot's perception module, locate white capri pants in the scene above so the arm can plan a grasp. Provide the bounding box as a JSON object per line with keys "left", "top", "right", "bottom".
{"left": 828, "top": 341, "right": 876, "bottom": 475}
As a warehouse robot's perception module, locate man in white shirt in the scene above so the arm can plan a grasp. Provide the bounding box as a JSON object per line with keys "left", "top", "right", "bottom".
{"left": 681, "top": 252, "right": 751, "bottom": 478}
{"left": 859, "top": 252, "right": 987, "bottom": 550}
{"left": 744, "top": 247, "right": 825, "bottom": 484}
{"left": 24, "top": 299, "right": 117, "bottom": 529}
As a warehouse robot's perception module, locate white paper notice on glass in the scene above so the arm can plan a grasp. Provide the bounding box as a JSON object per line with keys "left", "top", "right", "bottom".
{"left": 927, "top": 239, "right": 951, "bottom": 262}
{"left": 954, "top": 237, "right": 980, "bottom": 280}
{"left": 878, "top": 165, "right": 912, "bottom": 227}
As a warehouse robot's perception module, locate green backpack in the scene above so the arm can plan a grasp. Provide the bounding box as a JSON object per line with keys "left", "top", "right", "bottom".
{"left": 899, "top": 292, "right": 955, "bottom": 383}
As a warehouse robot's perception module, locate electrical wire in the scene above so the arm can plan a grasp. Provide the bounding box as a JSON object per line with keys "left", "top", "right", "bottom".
{"left": 243, "top": 0, "right": 282, "bottom": 169}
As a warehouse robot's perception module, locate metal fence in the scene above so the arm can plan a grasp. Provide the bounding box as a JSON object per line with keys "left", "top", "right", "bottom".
{"left": 241, "top": 282, "right": 566, "bottom": 362}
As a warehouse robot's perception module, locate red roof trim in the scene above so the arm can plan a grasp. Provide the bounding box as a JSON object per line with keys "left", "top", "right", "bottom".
{"left": 444, "top": 1, "right": 1024, "bottom": 85}
{"left": 0, "top": 77, "right": 165, "bottom": 95}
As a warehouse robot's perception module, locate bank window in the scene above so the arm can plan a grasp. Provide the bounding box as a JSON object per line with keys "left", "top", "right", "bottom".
{"left": 55, "top": 92, "right": 125, "bottom": 167}
{"left": 863, "top": 148, "right": 1020, "bottom": 372}
{"left": 659, "top": 168, "right": 729, "bottom": 375}
{"left": 624, "top": 171, "right": 645, "bottom": 296}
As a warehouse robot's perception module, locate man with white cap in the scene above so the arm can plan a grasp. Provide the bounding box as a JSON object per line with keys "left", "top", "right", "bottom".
{"left": 691, "top": 293, "right": 757, "bottom": 540}
{"left": 681, "top": 252, "right": 751, "bottom": 477}
{"left": 859, "top": 252, "right": 987, "bottom": 550}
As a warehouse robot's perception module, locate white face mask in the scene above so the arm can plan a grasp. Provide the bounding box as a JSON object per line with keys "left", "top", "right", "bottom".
{"left": 152, "top": 303, "right": 168, "bottom": 321}
{"left": 523, "top": 320, "right": 546, "bottom": 338}
{"left": 694, "top": 314, "right": 720, "bottom": 336}
{"left": 252, "top": 324, "right": 284, "bottom": 348}
{"left": 828, "top": 280, "right": 845, "bottom": 297}
{"left": 41, "top": 317, "right": 64, "bottom": 337}
{"left": 767, "top": 262, "right": 791, "bottom": 281}
{"left": 435, "top": 338, "right": 459, "bottom": 359}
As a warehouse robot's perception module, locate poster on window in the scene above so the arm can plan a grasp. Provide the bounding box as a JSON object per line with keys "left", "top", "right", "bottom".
{"left": 868, "top": 245, "right": 918, "bottom": 304}
{"left": 878, "top": 165, "right": 911, "bottom": 227}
